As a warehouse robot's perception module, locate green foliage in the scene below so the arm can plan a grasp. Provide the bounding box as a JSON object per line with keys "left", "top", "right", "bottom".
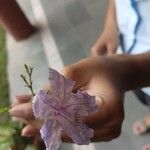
{"left": 0, "top": 107, "right": 9, "bottom": 113}
{"left": 0, "top": 121, "right": 32, "bottom": 150}
{"left": 0, "top": 27, "right": 9, "bottom": 107}
{"left": 0, "top": 27, "right": 10, "bottom": 129}
{"left": 0, "top": 28, "right": 17, "bottom": 149}
{"left": 0, "top": 27, "right": 35, "bottom": 150}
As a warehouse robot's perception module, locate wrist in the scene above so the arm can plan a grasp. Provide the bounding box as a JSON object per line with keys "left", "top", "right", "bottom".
{"left": 103, "top": 22, "right": 118, "bottom": 33}
{"left": 116, "top": 53, "right": 150, "bottom": 91}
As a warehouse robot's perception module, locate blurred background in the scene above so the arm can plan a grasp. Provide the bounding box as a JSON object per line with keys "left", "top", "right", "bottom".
{"left": 0, "top": 0, "right": 150, "bottom": 149}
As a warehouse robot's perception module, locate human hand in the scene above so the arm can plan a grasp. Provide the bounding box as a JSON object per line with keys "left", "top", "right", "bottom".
{"left": 10, "top": 56, "right": 125, "bottom": 142}
{"left": 10, "top": 95, "right": 42, "bottom": 137}
{"left": 91, "top": 27, "right": 119, "bottom": 56}
{"left": 61, "top": 56, "right": 125, "bottom": 142}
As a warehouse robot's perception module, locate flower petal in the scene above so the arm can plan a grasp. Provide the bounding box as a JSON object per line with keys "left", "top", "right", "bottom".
{"left": 76, "top": 91, "right": 98, "bottom": 114}
{"left": 65, "top": 91, "right": 98, "bottom": 117}
{"left": 33, "top": 90, "right": 57, "bottom": 120}
{"left": 40, "top": 119, "right": 62, "bottom": 150}
{"left": 58, "top": 113, "right": 94, "bottom": 145}
{"left": 49, "top": 68, "right": 75, "bottom": 104}
{"left": 33, "top": 68, "right": 98, "bottom": 150}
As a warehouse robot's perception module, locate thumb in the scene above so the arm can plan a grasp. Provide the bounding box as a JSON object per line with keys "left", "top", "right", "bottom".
{"left": 61, "top": 65, "right": 85, "bottom": 91}
{"left": 61, "top": 58, "right": 93, "bottom": 90}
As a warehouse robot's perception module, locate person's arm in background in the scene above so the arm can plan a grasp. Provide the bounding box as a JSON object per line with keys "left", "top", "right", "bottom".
{"left": 117, "top": 53, "right": 150, "bottom": 90}
{"left": 91, "top": 0, "right": 119, "bottom": 56}
{"left": 10, "top": 52, "right": 150, "bottom": 142}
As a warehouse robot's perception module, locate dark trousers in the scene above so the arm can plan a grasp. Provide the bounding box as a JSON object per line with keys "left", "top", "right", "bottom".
{"left": 134, "top": 89, "right": 150, "bottom": 106}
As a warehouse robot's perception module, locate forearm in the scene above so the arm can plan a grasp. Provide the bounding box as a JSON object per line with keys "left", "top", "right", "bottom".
{"left": 117, "top": 53, "right": 150, "bottom": 91}
{"left": 103, "top": 0, "right": 118, "bottom": 31}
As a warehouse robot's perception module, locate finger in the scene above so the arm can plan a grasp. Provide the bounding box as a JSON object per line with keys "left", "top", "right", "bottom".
{"left": 62, "top": 126, "right": 121, "bottom": 143}
{"left": 9, "top": 102, "right": 34, "bottom": 120}
{"left": 11, "top": 95, "right": 32, "bottom": 106}
{"left": 29, "top": 119, "right": 43, "bottom": 130}
{"left": 107, "top": 43, "right": 117, "bottom": 55}
{"left": 85, "top": 94, "right": 124, "bottom": 130}
{"left": 61, "top": 58, "right": 95, "bottom": 91}
{"left": 85, "top": 97, "right": 114, "bottom": 129}
{"left": 22, "top": 124, "right": 40, "bottom": 137}
{"left": 61, "top": 64, "right": 86, "bottom": 90}
{"left": 91, "top": 42, "right": 107, "bottom": 56}
{"left": 92, "top": 126, "right": 121, "bottom": 142}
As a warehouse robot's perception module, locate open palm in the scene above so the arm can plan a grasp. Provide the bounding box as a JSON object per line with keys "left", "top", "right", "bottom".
{"left": 10, "top": 56, "right": 125, "bottom": 142}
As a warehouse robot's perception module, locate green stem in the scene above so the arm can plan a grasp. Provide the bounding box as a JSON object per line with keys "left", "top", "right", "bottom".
{"left": 20, "top": 64, "right": 35, "bottom": 97}
{"left": 28, "top": 70, "right": 35, "bottom": 96}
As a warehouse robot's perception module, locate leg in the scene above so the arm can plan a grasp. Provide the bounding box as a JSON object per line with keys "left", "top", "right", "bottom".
{"left": 0, "top": 0, "right": 35, "bottom": 41}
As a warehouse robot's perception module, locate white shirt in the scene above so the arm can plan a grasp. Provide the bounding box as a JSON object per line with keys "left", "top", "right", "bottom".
{"left": 115, "top": 0, "right": 150, "bottom": 96}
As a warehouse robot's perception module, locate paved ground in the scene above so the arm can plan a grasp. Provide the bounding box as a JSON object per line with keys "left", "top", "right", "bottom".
{"left": 6, "top": 0, "right": 150, "bottom": 149}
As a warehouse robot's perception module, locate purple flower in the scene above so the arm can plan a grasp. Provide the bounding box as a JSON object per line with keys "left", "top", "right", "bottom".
{"left": 32, "top": 68, "right": 98, "bottom": 150}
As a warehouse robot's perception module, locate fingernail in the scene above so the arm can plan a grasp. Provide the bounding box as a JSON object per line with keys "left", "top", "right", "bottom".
{"left": 22, "top": 132, "right": 32, "bottom": 137}
{"left": 22, "top": 130, "right": 33, "bottom": 137}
